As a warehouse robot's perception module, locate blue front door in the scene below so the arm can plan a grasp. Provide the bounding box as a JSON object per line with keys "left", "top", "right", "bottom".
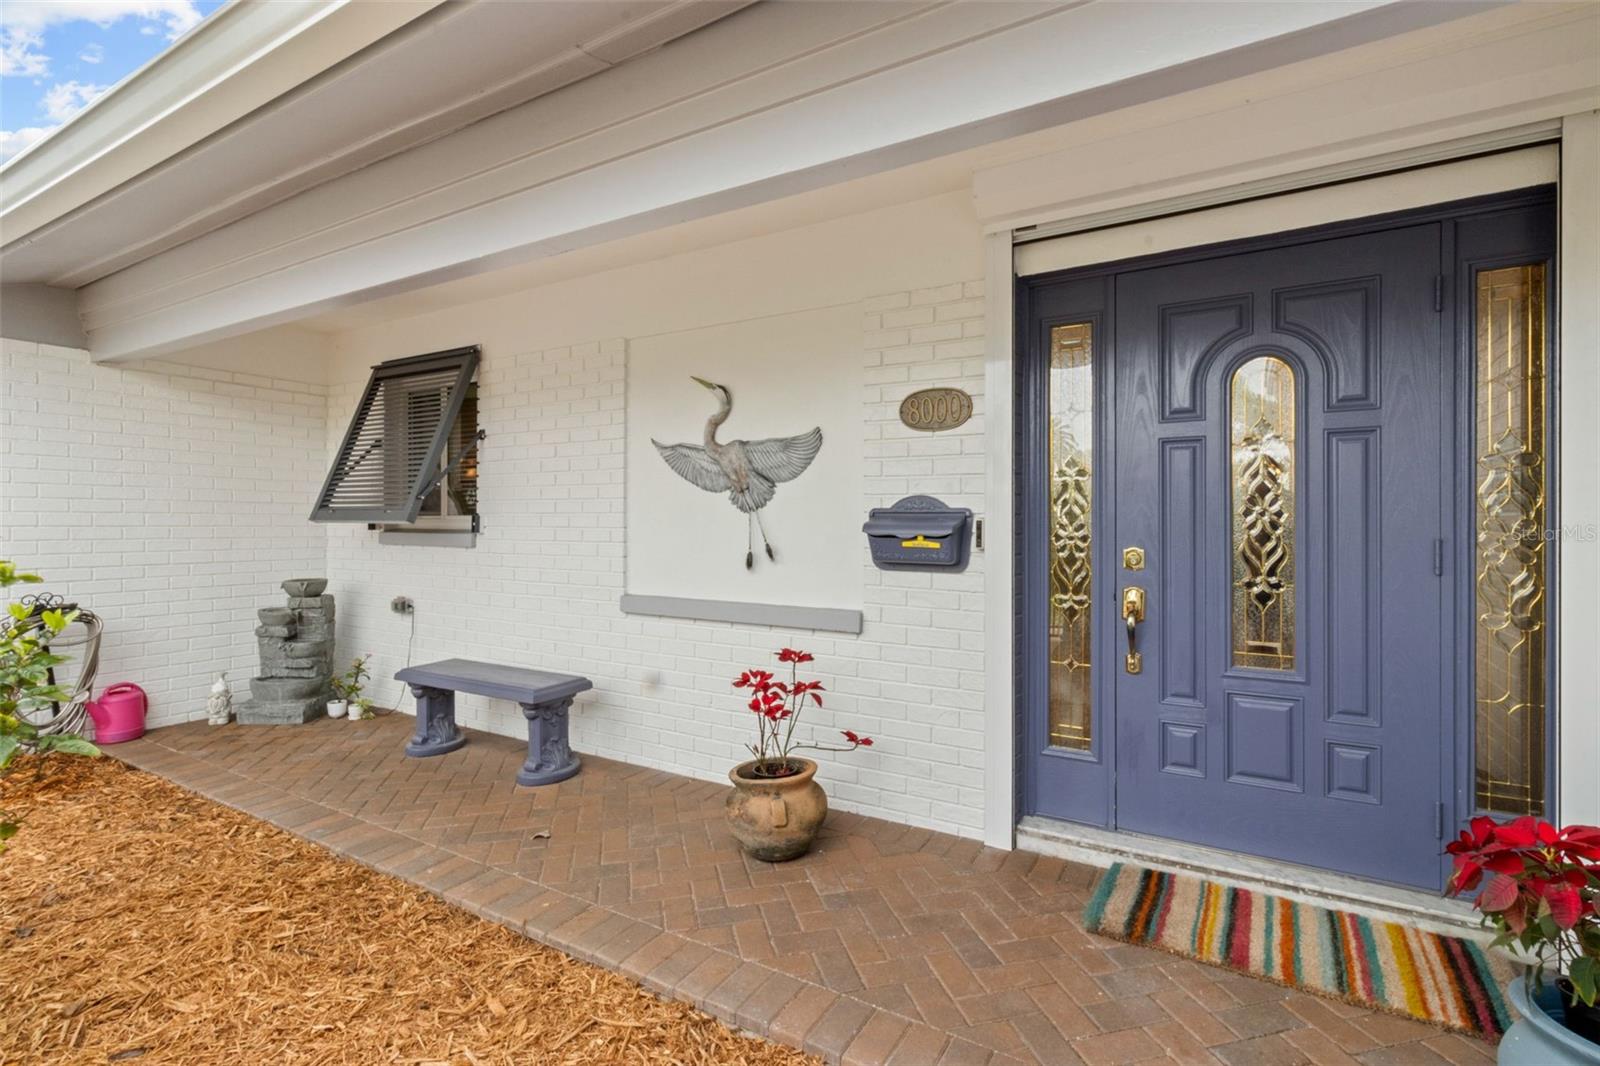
{"left": 1020, "top": 191, "right": 1560, "bottom": 892}
{"left": 1110, "top": 224, "right": 1447, "bottom": 889}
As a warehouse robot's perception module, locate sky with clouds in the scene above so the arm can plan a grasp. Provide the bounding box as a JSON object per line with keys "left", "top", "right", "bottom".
{"left": 2, "top": 1, "right": 225, "bottom": 164}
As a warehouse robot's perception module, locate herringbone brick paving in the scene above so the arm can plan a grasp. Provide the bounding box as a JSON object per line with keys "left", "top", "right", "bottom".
{"left": 112, "top": 718, "right": 1494, "bottom": 1066}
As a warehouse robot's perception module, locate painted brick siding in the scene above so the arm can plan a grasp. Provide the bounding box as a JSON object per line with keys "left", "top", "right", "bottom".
{"left": 857, "top": 282, "right": 988, "bottom": 829}
{"left": 0, "top": 339, "right": 328, "bottom": 729}
{"left": 327, "top": 282, "right": 988, "bottom": 837}
{"left": 323, "top": 338, "right": 631, "bottom": 754}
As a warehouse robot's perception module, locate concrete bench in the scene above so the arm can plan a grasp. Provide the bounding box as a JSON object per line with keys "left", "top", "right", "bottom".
{"left": 394, "top": 658, "right": 592, "bottom": 786}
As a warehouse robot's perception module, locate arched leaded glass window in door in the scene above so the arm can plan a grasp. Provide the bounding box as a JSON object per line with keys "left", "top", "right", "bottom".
{"left": 1230, "top": 356, "right": 1297, "bottom": 671}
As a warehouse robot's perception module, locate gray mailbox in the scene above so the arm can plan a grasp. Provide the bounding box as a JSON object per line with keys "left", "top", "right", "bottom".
{"left": 863, "top": 495, "right": 973, "bottom": 571}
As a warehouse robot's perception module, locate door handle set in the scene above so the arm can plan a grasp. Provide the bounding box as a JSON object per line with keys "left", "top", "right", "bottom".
{"left": 1122, "top": 585, "right": 1145, "bottom": 675}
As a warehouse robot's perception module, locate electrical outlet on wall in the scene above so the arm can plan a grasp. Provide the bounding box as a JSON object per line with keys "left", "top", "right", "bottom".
{"left": 391, "top": 596, "right": 414, "bottom": 615}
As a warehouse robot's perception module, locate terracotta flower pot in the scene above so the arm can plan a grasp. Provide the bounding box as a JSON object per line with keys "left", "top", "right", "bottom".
{"left": 726, "top": 758, "right": 827, "bottom": 862}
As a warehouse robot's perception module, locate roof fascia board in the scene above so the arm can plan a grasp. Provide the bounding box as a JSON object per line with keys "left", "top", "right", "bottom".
{"left": 0, "top": 0, "right": 446, "bottom": 246}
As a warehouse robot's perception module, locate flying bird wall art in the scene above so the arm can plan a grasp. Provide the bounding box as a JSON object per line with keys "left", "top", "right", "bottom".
{"left": 653, "top": 376, "right": 823, "bottom": 569}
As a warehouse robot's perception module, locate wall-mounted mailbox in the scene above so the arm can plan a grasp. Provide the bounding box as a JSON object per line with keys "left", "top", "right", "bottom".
{"left": 863, "top": 495, "right": 973, "bottom": 571}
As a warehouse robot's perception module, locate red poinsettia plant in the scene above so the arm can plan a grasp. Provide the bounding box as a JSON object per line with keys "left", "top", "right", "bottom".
{"left": 1444, "top": 815, "right": 1600, "bottom": 1007}
{"left": 732, "top": 648, "right": 872, "bottom": 778}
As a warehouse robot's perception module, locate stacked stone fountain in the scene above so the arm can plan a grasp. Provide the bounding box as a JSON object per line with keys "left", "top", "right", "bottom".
{"left": 237, "top": 578, "right": 336, "bottom": 725}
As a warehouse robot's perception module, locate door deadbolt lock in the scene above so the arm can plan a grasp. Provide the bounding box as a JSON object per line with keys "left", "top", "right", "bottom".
{"left": 1123, "top": 586, "right": 1146, "bottom": 674}
{"left": 1122, "top": 546, "right": 1145, "bottom": 571}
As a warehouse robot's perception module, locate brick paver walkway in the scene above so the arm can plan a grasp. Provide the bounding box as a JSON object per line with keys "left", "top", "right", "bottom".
{"left": 112, "top": 718, "right": 1493, "bottom": 1066}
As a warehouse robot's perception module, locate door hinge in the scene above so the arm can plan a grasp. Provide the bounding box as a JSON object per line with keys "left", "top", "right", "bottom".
{"left": 1434, "top": 274, "right": 1443, "bottom": 313}
{"left": 1436, "top": 802, "right": 1446, "bottom": 840}
{"left": 1433, "top": 538, "right": 1444, "bottom": 576}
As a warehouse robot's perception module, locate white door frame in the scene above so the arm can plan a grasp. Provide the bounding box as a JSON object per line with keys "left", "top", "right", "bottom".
{"left": 981, "top": 115, "right": 1600, "bottom": 849}
{"left": 1556, "top": 110, "right": 1600, "bottom": 828}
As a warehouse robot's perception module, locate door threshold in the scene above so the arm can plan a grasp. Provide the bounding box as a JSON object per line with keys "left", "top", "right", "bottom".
{"left": 1017, "top": 815, "right": 1480, "bottom": 936}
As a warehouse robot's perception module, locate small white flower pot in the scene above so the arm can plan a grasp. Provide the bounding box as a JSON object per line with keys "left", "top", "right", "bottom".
{"left": 326, "top": 699, "right": 348, "bottom": 719}
{"left": 348, "top": 706, "right": 365, "bottom": 722}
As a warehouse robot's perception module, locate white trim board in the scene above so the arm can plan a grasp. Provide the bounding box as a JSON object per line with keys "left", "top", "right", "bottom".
{"left": 618, "top": 595, "right": 863, "bottom": 636}
{"left": 1008, "top": 121, "right": 1561, "bottom": 247}
{"left": 1017, "top": 817, "right": 1479, "bottom": 937}
{"left": 1557, "top": 111, "right": 1600, "bottom": 827}
{"left": 1015, "top": 145, "right": 1558, "bottom": 276}
{"left": 981, "top": 230, "right": 1016, "bottom": 851}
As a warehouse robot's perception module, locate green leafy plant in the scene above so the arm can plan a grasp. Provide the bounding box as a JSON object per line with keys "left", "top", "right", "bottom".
{"left": 1, "top": 560, "right": 101, "bottom": 848}
{"left": 353, "top": 697, "right": 375, "bottom": 721}
{"left": 331, "top": 654, "right": 372, "bottom": 702}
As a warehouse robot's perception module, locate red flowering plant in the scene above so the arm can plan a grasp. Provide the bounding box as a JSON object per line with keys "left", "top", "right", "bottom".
{"left": 1444, "top": 815, "right": 1600, "bottom": 1007}
{"left": 732, "top": 648, "right": 872, "bottom": 778}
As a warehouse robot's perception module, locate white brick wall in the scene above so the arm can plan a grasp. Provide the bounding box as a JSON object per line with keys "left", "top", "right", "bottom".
{"left": 0, "top": 279, "right": 988, "bottom": 834}
{"left": 328, "top": 282, "right": 989, "bottom": 836}
{"left": 324, "top": 338, "right": 632, "bottom": 749}
{"left": 0, "top": 340, "right": 328, "bottom": 729}
{"left": 856, "top": 280, "right": 988, "bottom": 829}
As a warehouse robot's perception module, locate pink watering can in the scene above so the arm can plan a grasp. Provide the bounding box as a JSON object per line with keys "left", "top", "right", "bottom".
{"left": 86, "top": 682, "right": 147, "bottom": 744}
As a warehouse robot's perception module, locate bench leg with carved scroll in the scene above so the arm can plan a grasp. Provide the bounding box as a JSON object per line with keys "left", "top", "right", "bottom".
{"left": 403, "top": 684, "right": 466, "bottom": 757}
{"left": 517, "top": 696, "right": 580, "bottom": 786}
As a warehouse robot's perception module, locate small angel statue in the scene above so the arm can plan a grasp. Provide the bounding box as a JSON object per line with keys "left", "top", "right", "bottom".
{"left": 207, "top": 672, "right": 233, "bottom": 726}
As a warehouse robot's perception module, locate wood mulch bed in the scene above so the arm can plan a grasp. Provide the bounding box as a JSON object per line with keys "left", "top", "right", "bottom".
{"left": 0, "top": 756, "right": 817, "bottom": 1065}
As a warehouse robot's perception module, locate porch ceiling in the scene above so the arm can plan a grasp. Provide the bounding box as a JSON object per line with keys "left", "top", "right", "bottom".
{"left": 0, "top": 0, "right": 754, "bottom": 287}
{"left": 11, "top": 0, "right": 1510, "bottom": 364}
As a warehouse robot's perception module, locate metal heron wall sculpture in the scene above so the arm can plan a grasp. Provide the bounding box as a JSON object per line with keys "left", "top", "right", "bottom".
{"left": 653, "top": 376, "right": 823, "bottom": 569}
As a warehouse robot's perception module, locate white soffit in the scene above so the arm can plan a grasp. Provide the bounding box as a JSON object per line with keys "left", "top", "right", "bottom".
{"left": 0, "top": 1, "right": 445, "bottom": 246}
{"left": 303, "top": 160, "right": 977, "bottom": 332}
{"left": 79, "top": 0, "right": 1503, "bottom": 362}
{"left": 1014, "top": 145, "right": 1560, "bottom": 276}
{"left": 976, "top": 3, "right": 1598, "bottom": 238}
{"left": 1, "top": 1, "right": 754, "bottom": 288}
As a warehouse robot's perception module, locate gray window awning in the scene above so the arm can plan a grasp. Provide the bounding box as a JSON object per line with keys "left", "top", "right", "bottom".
{"left": 311, "top": 346, "right": 480, "bottom": 523}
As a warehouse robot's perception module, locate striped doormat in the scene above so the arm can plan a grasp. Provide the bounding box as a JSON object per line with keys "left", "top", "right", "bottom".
{"left": 1084, "top": 863, "right": 1515, "bottom": 1041}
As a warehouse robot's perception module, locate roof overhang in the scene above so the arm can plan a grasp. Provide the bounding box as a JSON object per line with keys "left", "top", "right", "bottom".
{"left": 7, "top": 0, "right": 1572, "bottom": 363}
{"left": 0, "top": 1, "right": 445, "bottom": 248}
{"left": 0, "top": 1, "right": 753, "bottom": 289}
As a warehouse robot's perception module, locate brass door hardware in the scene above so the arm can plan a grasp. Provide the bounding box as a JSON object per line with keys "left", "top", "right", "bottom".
{"left": 1122, "top": 547, "right": 1145, "bottom": 571}
{"left": 1123, "top": 586, "right": 1146, "bottom": 674}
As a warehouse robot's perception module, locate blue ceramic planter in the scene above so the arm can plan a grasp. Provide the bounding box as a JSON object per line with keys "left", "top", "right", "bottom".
{"left": 1499, "top": 976, "right": 1600, "bottom": 1065}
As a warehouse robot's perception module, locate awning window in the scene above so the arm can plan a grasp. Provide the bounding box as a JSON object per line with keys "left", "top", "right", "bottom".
{"left": 311, "top": 346, "right": 480, "bottom": 523}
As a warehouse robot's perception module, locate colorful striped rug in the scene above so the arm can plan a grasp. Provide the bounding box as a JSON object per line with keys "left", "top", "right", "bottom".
{"left": 1084, "top": 863, "right": 1515, "bottom": 1042}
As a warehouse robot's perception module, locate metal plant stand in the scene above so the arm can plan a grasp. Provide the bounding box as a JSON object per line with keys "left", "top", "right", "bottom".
{"left": 6, "top": 593, "right": 102, "bottom": 738}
